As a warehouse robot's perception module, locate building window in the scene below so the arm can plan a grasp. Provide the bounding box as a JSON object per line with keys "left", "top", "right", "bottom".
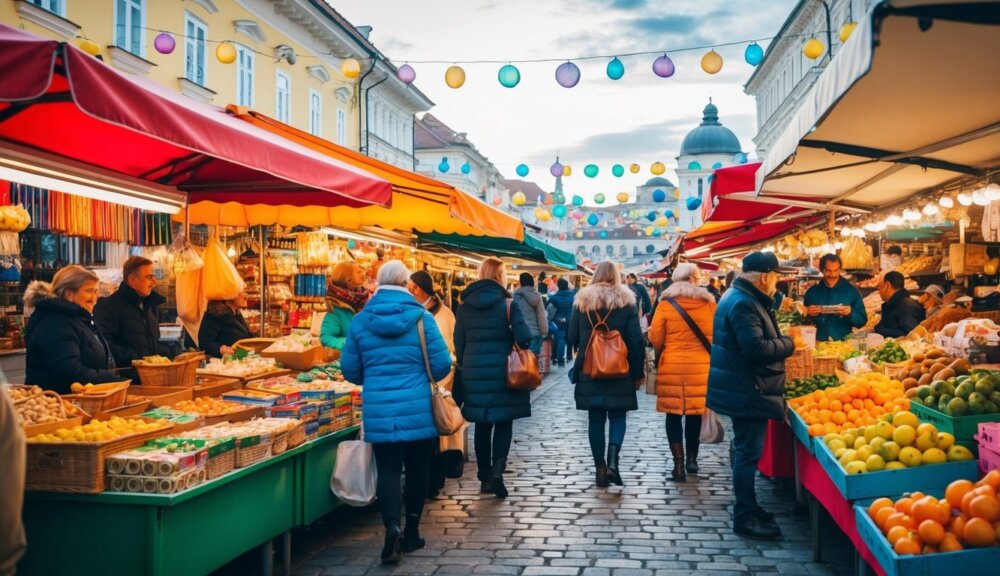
{"left": 30, "top": 0, "right": 63, "bottom": 15}
{"left": 309, "top": 90, "right": 322, "bottom": 136}
{"left": 115, "top": 0, "right": 145, "bottom": 56}
{"left": 336, "top": 108, "right": 347, "bottom": 145}
{"left": 275, "top": 70, "right": 290, "bottom": 123}
{"left": 698, "top": 178, "right": 703, "bottom": 198}
{"left": 236, "top": 45, "right": 254, "bottom": 107}
{"left": 184, "top": 13, "right": 207, "bottom": 86}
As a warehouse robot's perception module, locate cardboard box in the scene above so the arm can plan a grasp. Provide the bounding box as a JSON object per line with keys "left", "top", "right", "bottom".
{"left": 949, "top": 243, "right": 990, "bottom": 277}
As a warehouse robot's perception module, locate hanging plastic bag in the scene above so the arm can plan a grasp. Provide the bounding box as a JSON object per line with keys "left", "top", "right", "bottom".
{"left": 176, "top": 267, "right": 206, "bottom": 347}
{"left": 169, "top": 234, "right": 204, "bottom": 274}
{"left": 699, "top": 409, "right": 725, "bottom": 444}
{"left": 330, "top": 428, "right": 377, "bottom": 507}
{"left": 201, "top": 234, "right": 245, "bottom": 301}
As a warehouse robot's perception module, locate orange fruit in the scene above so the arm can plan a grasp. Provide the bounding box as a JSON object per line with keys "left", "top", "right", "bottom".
{"left": 875, "top": 506, "right": 896, "bottom": 531}
{"left": 980, "top": 470, "right": 1000, "bottom": 490}
{"left": 921, "top": 545, "right": 938, "bottom": 554}
{"left": 893, "top": 537, "right": 921, "bottom": 555}
{"left": 885, "top": 513, "right": 913, "bottom": 531}
{"left": 895, "top": 497, "right": 915, "bottom": 515}
{"left": 909, "top": 491, "right": 926, "bottom": 501}
{"left": 869, "top": 497, "right": 894, "bottom": 520}
{"left": 911, "top": 496, "right": 940, "bottom": 524}
{"left": 968, "top": 495, "right": 1000, "bottom": 522}
{"left": 946, "top": 479, "right": 975, "bottom": 509}
{"left": 886, "top": 525, "right": 910, "bottom": 546}
{"left": 939, "top": 533, "right": 963, "bottom": 552}
{"left": 964, "top": 517, "right": 997, "bottom": 548}
{"left": 917, "top": 520, "right": 945, "bottom": 546}
{"left": 950, "top": 514, "right": 967, "bottom": 537}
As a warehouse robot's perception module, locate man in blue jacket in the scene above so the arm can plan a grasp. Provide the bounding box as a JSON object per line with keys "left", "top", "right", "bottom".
{"left": 804, "top": 254, "right": 868, "bottom": 341}
{"left": 546, "top": 278, "right": 576, "bottom": 366}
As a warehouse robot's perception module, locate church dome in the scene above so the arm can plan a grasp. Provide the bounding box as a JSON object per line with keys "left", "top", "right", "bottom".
{"left": 679, "top": 101, "right": 742, "bottom": 156}
{"left": 643, "top": 176, "right": 674, "bottom": 187}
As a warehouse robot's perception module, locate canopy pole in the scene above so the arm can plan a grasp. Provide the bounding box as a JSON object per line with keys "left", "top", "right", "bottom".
{"left": 259, "top": 225, "right": 266, "bottom": 337}
{"left": 183, "top": 192, "right": 190, "bottom": 238}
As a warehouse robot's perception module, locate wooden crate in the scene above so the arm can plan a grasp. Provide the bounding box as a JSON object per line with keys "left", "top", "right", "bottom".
{"left": 63, "top": 381, "right": 131, "bottom": 414}
{"left": 125, "top": 386, "right": 193, "bottom": 407}
{"left": 260, "top": 345, "right": 325, "bottom": 371}
{"left": 92, "top": 401, "right": 151, "bottom": 421}
{"left": 132, "top": 352, "right": 204, "bottom": 387}
{"left": 191, "top": 374, "right": 242, "bottom": 398}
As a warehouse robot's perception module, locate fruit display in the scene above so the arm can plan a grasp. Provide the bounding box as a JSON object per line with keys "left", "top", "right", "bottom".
{"left": 789, "top": 372, "right": 910, "bottom": 437}
{"left": 816, "top": 340, "right": 862, "bottom": 362}
{"left": 134, "top": 355, "right": 173, "bottom": 365}
{"left": 890, "top": 351, "right": 971, "bottom": 391}
{"left": 5, "top": 386, "right": 65, "bottom": 425}
{"left": 786, "top": 374, "right": 842, "bottom": 400}
{"left": 893, "top": 254, "right": 944, "bottom": 277}
{"left": 865, "top": 470, "right": 1000, "bottom": 554}
{"left": 869, "top": 340, "right": 910, "bottom": 364}
{"left": 200, "top": 355, "right": 278, "bottom": 378}
{"left": 172, "top": 397, "right": 248, "bottom": 417}
{"left": 841, "top": 236, "right": 874, "bottom": 270}
{"left": 69, "top": 382, "right": 127, "bottom": 394}
{"left": 28, "top": 417, "right": 170, "bottom": 443}
{"left": 263, "top": 335, "right": 320, "bottom": 353}
{"left": 920, "top": 306, "right": 972, "bottom": 333}
{"left": 910, "top": 369, "right": 1000, "bottom": 416}
{"left": 821, "top": 411, "right": 975, "bottom": 474}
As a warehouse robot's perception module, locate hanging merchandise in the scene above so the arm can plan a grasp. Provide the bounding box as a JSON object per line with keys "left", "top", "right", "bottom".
{"left": 296, "top": 231, "right": 332, "bottom": 268}
{"left": 202, "top": 234, "right": 246, "bottom": 301}
{"left": 0, "top": 201, "right": 30, "bottom": 255}
{"left": 840, "top": 235, "right": 874, "bottom": 270}
{"left": 169, "top": 234, "right": 204, "bottom": 275}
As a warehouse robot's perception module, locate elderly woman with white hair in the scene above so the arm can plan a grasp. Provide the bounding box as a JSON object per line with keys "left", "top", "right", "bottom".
{"left": 648, "top": 262, "right": 717, "bottom": 482}
{"left": 340, "top": 260, "right": 453, "bottom": 564}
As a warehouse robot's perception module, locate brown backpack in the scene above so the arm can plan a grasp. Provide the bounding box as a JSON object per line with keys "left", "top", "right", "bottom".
{"left": 583, "top": 309, "right": 630, "bottom": 379}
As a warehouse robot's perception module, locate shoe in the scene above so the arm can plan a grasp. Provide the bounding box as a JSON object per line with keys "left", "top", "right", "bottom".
{"left": 754, "top": 507, "right": 775, "bottom": 522}
{"left": 402, "top": 514, "right": 426, "bottom": 553}
{"left": 491, "top": 458, "right": 508, "bottom": 498}
{"left": 479, "top": 480, "right": 494, "bottom": 493}
{"left": 669, "top": 443, "right": 686, "bottom": 482}
{"left": 595, "top": 465, "right": 609, "bottom": 488}
{"left": 380, "top": 521, "right": 403, "bottom": 564}
{"left": 685, "top": 443, "right": 700, "bottom": 474}
{"left": 606, "top": 445, "right": 623, "bottom": 486}
{"left": 734, "top": 515, "right": 783, "bottom": 541}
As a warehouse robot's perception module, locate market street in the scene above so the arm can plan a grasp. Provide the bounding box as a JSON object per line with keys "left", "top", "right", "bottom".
{"left": 278, "top": 364, "right": 849, "bottom": 576}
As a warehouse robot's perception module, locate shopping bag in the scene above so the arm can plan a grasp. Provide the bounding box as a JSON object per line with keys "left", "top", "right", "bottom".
{"left": 644, "top": 348, "right": 657, "bottom": 395}
{"left": 699, "top": 409, "right": 725, "bottom": 444}
{"left": 330, "top": 434, "right": 377, "bottom": 506}
{"left": 201, "top": 233, "right": 245, "bottom": 301}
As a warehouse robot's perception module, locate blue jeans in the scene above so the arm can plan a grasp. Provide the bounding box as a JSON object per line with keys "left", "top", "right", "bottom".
{"left": 554, "top": 326, "right": 567, "bottom": 362}
{"left": 730, "top": 416, "right": 768, "bottom": 523}
{"left": 529, "top": 335, "right": 543, "bottom": 356}
{"left": 587, "top": 409, "right": 627, "bottom": 466}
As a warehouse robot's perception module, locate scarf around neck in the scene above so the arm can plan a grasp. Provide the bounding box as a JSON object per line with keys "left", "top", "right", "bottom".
{"left": 327, "top": 284, "right": 370, "bottom": 312}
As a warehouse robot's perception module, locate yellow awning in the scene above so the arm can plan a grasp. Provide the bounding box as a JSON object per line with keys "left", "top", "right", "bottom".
{"left": 175, "top": 107, "right": 524, "bottom": 241}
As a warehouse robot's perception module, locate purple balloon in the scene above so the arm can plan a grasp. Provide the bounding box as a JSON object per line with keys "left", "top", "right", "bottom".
{"left": 154, "top": 33, "right": 175, "bottom": 55}
{"left": 549, "top": 161, "right": 564, "bottom": 177}
{"left": 652, "top": 54, "right": 675, "bottom": 78}
{"left": 397, "top": 64, "right": 416, "bottom": 84}
{"left": 555, "top": 61, "right": 581, "bottom": 88}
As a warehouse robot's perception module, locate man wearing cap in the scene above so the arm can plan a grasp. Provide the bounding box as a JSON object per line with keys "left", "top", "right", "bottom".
{"left": 919, "top": 284, "right": 945, "bottom": 318}
{"left": 804, "top": 254, "right": 868, "bottom": 341}
{"left": 874, "top": 271, "right": 926, "bottom": 338}
{"left": 707, "top": 252, "right": 796, "bottom": 541}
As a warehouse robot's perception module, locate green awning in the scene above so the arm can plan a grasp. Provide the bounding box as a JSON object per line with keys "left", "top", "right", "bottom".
{"left": 417, "top": 231, "right": 577, "bottom": 270}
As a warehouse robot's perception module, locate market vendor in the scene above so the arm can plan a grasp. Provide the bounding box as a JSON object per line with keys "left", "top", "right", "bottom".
{"left": 803, "top": 254, "right": 867, "bottom": 341}
{"left": 198, "top": 290, "right": 252, "bottom": 358}
{"left": 918, "top": 284, "right": 945, "bottom": 318}
{"left": 320, "top": 261, "right": 369, "bottom": 350}
{"left": 94, "top": 256, "right": 166, "bottom": 368}
{"left": 873, "top": 271, "right": 925, "bottom": 338}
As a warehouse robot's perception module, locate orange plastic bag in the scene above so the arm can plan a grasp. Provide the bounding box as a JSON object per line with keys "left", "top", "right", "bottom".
{"left": 202, "top": 234, "right": 245, "bottom": 301}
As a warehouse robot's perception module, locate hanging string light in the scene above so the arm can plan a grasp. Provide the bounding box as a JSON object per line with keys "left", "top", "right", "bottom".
{"left": 803, "top": 37, "right": 825, "bottom": 60}
{"left": 445, "top": 65, "right": 466, "bottom": 88}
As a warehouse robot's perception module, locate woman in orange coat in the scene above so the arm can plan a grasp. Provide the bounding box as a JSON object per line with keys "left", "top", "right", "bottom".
{"left": 648, "top": 263, "right": 716, "bottom": 481}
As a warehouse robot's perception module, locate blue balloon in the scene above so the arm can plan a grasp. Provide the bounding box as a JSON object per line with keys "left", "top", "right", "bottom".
{"left": 686, "top": 197, "right": 702, "bottom": 210}
{"left": 572, "top": 195, "right": 584, "bottom": 206}
{"left": 498, "top": 64, "right": 521, "bottom": 88}
{"left": 744, "top": 43, "right": 764, "bottom": 66}
{"left": 664, "top": 209, "right": 674, "bottom": 219}
{"left": 587, "top": 214, "right": 599, "bottom": 226}
{"left": 600, "top": 230, "right": 608, "bottom": 238}
{"left": 653, "top": 229, "right": 662, "bottom": 237}
{"left": 584, "top": 164, "right": 599, "bottom": 178}
{"left": 606, "top": 57, "right": 625, "bottom": 80}
{"left": 611, "top": 164, "right": 624, "bottom": 177}
{"left": 712, "top": 162, "right": 723, "bottom": 170}
{"left": 553, "top": 205, "right": 567, "bottom": 218}
{"left": 438, "top": 157, "right": 450, "bottom": 173}
{"left": 646, "top": 211, "right": 657, "bottom": 222}
{"left": 516, "top": 163, "right": 529, "bottom": 177}
{"left": 652, "top": 189, "right": 666, "bottom": 202}
{"left": 347, "top": 239, "right": 356, "bottom": 250}
{"left": 461, "top": 162, "right": 471, "bottom": 174}
{"left": 734, "top": 152, "right": 748, "bottom": 164}
{"left": 707, "top": 174, "right": 714, "bottom": 183}
{"left": 688, "top": 161, "right": 702, "bottom": 170}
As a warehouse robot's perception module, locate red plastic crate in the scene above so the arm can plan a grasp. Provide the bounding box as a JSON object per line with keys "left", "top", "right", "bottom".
{"left": 977, "top": 421, "right": 1000, "bottom": 450}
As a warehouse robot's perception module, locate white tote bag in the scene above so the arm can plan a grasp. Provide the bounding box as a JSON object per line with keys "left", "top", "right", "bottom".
{"left": 699, "top": 409, "right": 725, "bottom": 444}
{"left": 330, "top": 429, "right": 377, "bottom": 507}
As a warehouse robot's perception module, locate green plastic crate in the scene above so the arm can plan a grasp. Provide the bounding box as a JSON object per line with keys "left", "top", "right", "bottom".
{"left": 909, "top": 402, "right": 1000, "bottom": 441}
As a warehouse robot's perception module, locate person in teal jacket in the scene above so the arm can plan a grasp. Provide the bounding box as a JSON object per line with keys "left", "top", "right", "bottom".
{"left": 803, "top": 254, "right": 867, "bottom": 341}
{"left": 321, "top": 260, "right": 369, "bottom": 350}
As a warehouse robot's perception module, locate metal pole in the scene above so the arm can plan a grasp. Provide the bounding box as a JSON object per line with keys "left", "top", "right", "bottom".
{"left": 259, "top": 225, "right": 266, "bottom": 337}
{"left": 816, "top": 0, "right": 834, "bottom": 61}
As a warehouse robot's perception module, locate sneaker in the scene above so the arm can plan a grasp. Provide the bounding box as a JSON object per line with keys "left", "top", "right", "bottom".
{"left": 734, "top": 515, "right": 782, "bottom": 541}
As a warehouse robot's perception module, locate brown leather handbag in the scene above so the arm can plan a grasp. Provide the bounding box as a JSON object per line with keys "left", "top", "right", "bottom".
{"left": 505, "top": 300, "right": 541, "bottom": 391}
{"left": 583, "top": 309, "right": 630, "bottom": 379}
{"left": 417, "top": 318, "right": 466, "bottom": 435}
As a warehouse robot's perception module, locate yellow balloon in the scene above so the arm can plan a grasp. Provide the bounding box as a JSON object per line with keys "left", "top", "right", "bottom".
{"left": 651, "top": 162, "right": 666, "bottom": 175}
{"left": 674, "top": 189, "right": 681, "bottom": 199}
{"left": 341, "top": 58, "right": 361, "bottom": 79}
{"left": 216, "top": 42, "right": 237, "bottom": 64}
{"left": 616, "top": 192, "right": 629, "bottom": 203}
{"left": 656, "top": 216, "right": 668, "bottom": 227}
{"left": 701, "top": 50, "right": 723, "bottom": 74}
{"left": 537, "top": 209, "right": 551, "bottom": 222}
{"left": 645, "top": 226, "right": 654, "bottom": 236}
{"left": 512, "top": 191, "right": 526, "bottom": 206}
{"left": 839, "top": 22, "right": 858, "bottom": 43}
{"left": 629, "top": 164, "right": 640, "bottom": 174}
{"left": 575, "top": 231, "right": 583, "bottom": 238}
{"left": 803, "top": 38, "right": 825, "bottom": 60}
{"left": 674, "top": 226, "right": 683, "bottom": 233}
{"left": 563, "top": 165, "right": 572, "bottom": 177}
{"left": 78, "top": 39, "right": 101, "bottom": 56}
{"left": 445, "top": 65, "right": 466, "bottom": 89}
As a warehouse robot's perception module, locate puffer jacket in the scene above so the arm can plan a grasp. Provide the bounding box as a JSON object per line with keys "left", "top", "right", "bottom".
{"left": 320, "top": 306, "right": 355, "bottom": 350}
{"left": 648, "top": 282, "right": 715, "bottom": 415}
{"left": 706, "top": 277, "right": 795, "bottom": 420}
{"left": 198, "top": 302, "right": 252, "bottom": 358}
{"left": 513, "top": 286, "right": 548, "bottom": 338}
{"left": 93, "top": 282, "right": 164, "bottom": 367}
{"left": 568, "top": 283, "right": 644, "bottom": 411}
{"left": 340, "top": 286, "right": 452, "bottom": 444}
{"left": 546, "top": 288, "right": 576, "bottom": 328}
{"left": 454, "top": 280, "right": 532, "bottom": 423}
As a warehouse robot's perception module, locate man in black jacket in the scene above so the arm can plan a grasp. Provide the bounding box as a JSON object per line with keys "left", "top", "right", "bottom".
{"left": 94, "top": 256, "right": 166, "bottom": 374}
{"left": 874, "top": 271, "right": 925, "bottom": 338}
{"left": 707, "top": 252, "right": 795, "bottom": 541}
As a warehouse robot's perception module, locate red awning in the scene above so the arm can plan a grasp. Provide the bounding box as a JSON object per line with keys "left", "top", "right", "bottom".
{"left": 0, "top": 24, "right": 391, "bottom": 208}
{"left": 683, "top": 217, "right": 822, "bottom": 259}
{"left": 703, "top": 162, "right": 821, "bottom": 223}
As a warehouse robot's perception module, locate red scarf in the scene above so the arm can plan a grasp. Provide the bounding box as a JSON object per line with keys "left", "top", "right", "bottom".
{"left": 327, "top": 284, "right": 370, "bottom": 312}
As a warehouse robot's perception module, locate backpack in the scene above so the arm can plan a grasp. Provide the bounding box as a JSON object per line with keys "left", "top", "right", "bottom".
{"left": 582, "top": 309, "right": 630, "bottom": 379}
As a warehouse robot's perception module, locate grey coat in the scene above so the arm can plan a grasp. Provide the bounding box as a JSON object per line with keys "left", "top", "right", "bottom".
{"left": 513, "top": 287, "right": 548, "bottom": 338}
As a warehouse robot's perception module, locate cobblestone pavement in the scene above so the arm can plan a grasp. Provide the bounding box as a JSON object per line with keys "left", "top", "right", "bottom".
{"left": 287, "top": 364, "right": 849, "bottom": 576}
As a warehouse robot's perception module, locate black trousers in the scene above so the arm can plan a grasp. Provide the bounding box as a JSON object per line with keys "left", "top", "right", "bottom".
{"left": 474, "top": 420, "right": 513, "bottom": 480}
{"left": 372, "top": 438, "right": 435, "bottom": 526}
{"left": 665, "top": 413, "right": 702, "bottom": 447}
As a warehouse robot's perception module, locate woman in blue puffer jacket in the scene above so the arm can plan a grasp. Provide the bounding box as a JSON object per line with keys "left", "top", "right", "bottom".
{"left": 341, "top": 260, "right": 453, "bottom": 565}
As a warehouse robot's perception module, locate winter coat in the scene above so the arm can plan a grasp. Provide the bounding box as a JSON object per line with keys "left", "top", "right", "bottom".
{"left": 454, "top": 280, "right": 533, "bottom": 423}
{"left": 707, "top": 277, "right": 795, "bottom": 420}
{"left": 198, "top": 302, "right": 252, "bottom": 358}
{"left": 320, "top": 306, "right": 355, "bottom": 350}
{"left": 629, "top": 282, "right": 653, "bottom": 316}
{"left": 567, "top": 283, "right": 645, "bottom": 412}
{"left": 546, "top": 288, "right": 576, "bottom": 330}
{"left": 874, "top": 289, "right": 926, "bottom": 338}
{"left": 803, "top": 278, "right": 867, "bottom": 341}
{"left": 24, "top": 284, "right": 119, "bottom": 395}
{"left": 648, "top": 282, "right": 715, "bottom": 415}
{"left": 93, "top": 282, "right": 164, "bottom": 367}
{"left": 340, "top": 286, "right": 452, "bottom": 444}
{"left": 513, "top": 286, "right": 548, "bottom": 338}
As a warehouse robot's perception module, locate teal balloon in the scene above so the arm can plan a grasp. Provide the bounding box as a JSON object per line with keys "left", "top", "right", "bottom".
{"left": 461, "top": 162, "right": 471, "bottom": 174}
{"left": 572, "top": 195, "right": 584, "bottom": 206}
{"left": 553, "top": 205, "right": 567, "bottom": 218}
{"left": 554, "top": 193, "right": 566, "bottom": 205}
{"left": 611, "top": 164, "right": 624, "bottom": 177}
{"left": 498, "top": 64, "right": 521, "bottom": 88}
{"left": 600, "top": 230, "right": 608, "bottom": 238}
{"left": 438, "top": 158, "right": 450, "bottom": 172}
{"left": 594, "top": 193, "right": 605, "bottom": 204}
{"left": 347, "top": 240, "right": 356, "bottom": 249}
{"left": 745, "top": 43, "right": 764, "bottom": 66}
{"left": 734, "top": 152, "right": 748, "bottom": 164}
{"left": 652, "top": 189, "right": 666, "bottom": 202}
{"left": 664, "top": 209, "right": 674, "bottom": 219}
{"left": 587, "top": 214, "right": 599, "bottom": 226}
{"left": 688, "top": 161, "right": 701, "bottom": 170}
{"left": 606, "top": 57, "right": 625, "bottom": 80}
{"left": 712, "top": 162, "right": 723, "bottom": 170}
{"left": 653, "top": 229, "right": 662, "bottom": 237}
{"left": 646, "top": 211, "right": 656, "bottom": 222}
{"left": 516, "top": 163, "right": 529, "bottom": 177}
{"left": 584, "top": 164, "right": 599, "bottom": 178}
{"left": 686, "top": 197, "right": 702, "bottom": 210}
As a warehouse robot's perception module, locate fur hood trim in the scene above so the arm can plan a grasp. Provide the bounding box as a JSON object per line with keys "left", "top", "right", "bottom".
{"left": 24, "top": 280, "right": 57, "bottom": 308}
{"left": 574, "top": 283, "right": 635, "bottom": 313}
{"left": 660, "top": 281, "right": 715, "bottom": 303}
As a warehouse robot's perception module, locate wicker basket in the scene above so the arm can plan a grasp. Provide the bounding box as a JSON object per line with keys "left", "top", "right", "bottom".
{"left": 206, "top": 449, "right": 236, "bottom": 480}
{"left": 813, "top": 355, "right": 841, "bottom": 376}
{"left": 132, "top": 352, "right": 204, "bottom": 387}
{"left": 271, "top": 432, "right": 289, "bottom": 455}
{"left": 235, "top": 437, "right": 272, "bottom": 468}
{"left": 63, "top": 381, "right": 131, "bottom": 414}
{"left": 287, "top": 421, "right": 306, "bottom": 449}
{"left": 785, "top": 348, "right": 814, "bottom": 381}
{"left": 191, "top": 374, "right": 242, "bottom": 398}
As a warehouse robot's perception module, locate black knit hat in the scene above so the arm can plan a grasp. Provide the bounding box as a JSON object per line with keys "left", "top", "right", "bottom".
{"left": 410, "top": 270, "right": 435, "bottom": 296}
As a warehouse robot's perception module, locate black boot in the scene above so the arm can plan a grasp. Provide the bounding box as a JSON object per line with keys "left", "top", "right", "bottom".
{"left": 478, "top": 464, "right": 494, "bottom": 494}
{"left": 402, "top": 513, "right": 425, "bottom": 553}
{"left": 595, "top": 465, "right": 609, "bottom": 488}
{"left": 491, "top": 458, "right": 508, "bottom": 498}
{"left": 670, "top": 443, "right": 686, "bottom": 482}
{"left": 686, "top": 442, "right": 700, "bottom": 474}
{"left": 606, "top": 445, "right": 623, "bottom": 486}
{"left": 380, "top": 521, "right": 402, "bottom": 564}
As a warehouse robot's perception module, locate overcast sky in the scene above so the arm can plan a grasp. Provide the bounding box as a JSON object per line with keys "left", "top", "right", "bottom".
{"left": 333, "top": 0, "right": 799, "bottom": 200}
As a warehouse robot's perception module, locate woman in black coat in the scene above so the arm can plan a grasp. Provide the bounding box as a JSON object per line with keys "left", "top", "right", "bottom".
{"left": 24, "top": 265, "right": 120, "bottom": 394}
{"left": 568, "top": 262, "right": 645, "bottom": 488}
{"left": 198, "top": 291, "right": 252, "bottom": 358}
{"left": 454, "top": 258, "right": 532, "bottom": 498}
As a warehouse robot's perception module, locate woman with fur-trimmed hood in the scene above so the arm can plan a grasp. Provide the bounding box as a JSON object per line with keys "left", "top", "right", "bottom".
{"left": 649, "top": 263, "right": 716, "bottom": 482}
{"left": 567, "top": 261, "right": 645, "bottom": 488}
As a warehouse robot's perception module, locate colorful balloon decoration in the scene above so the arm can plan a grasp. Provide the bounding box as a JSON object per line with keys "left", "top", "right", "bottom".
{"left": 600, "top": 231, "right": 608, "bottom": 239}
{"left": 701, "top": 50, "right": 723, "bottom": 74}
{"left": 342, "top": 58, "right": 361, "bottom": 79}
{"left": 553, "top": 205, "right": 568, "bottom": 218}
{"left": 744, "top": 43, "right": 763, "bottom": 66}
{"left": 461, "top": 162, "right": 471, "bottom": 174}
{"left": 646, "top": 211, "right": 657, "bottom": 222}
{"left": 653, "top": 229, "right": 662, "bottom": 237}
{"left": 587, "top": 214, "right": 599, "bottom": 226}
{"left": 563, "top": 165, "right": 572, "bottom": 177}
{"left": 555, "top": 61, "right": 581, "bottom": 88}
{"left": 154, "top": 33, "right": 175, "bottom": 55}
{"left": 687, "top": 161, "right": 702, "bottom": 170}
{"left": 651, "top": 189, "right": 666, "bottom": 203}
{"left": 656, "top": 216, "right": 668, "bottom": 227}
{"left": 651, "top": 162, "right": 666, "bottom": 175}
{"left": 553, "top": 193, "right": 566, "bottom": 205}
{"left": 347, "top": 239, "right": 356, "bottom": 249}
{"left": 558, "top": 233, "right": 566, "bottom": 240}
{"left": 78, "top": 39, "right": 101, "bottom": 56}
{"left": 575, "top": 231, "right": 584, "bottom": 238}
{"left": 536, "top": 208, "right": 551, "bottom": 222}
{"left": 652, "top": 54, "right": 675, "bottom": 78}
{"left": 492, "top": 196, "right": 503, "bottom": 206}
{"left": 803, "top": 38, "right": 824, "bottom": 60}
{"left": 549, "top": 161, "right": 564, "bottom": 178}
{"left": 216, "top": 42, "right": 237, "bottom": 64}
{"left": 629, "top": 164, "right": 641, "bottom": 174}
{"left": 438, "top": 157, "right": 450, "bottom": 173}
{"left": 498, "top": 64, "right": 521, "bottom": 88}
{"left": 571, "top": 195, "right": 584, "bottom": 206}
{"left": 645, "top": 226, "right": 654, "bottom": 236}
{"left": 616, "top": 192, "right": 629, "bottom": 203}
{"left": 397, "top": 64, "right": 416, "bottom": 84}
{"left": 571, "top": 210, "right": 585, "bottom": 219}
{"left": 606, "top": 57, "right": 625, "bottom": 80}
{"left": 542, "top": 193, "right": 554, "bottom": 206}
{"left": 686, "top": 197, "right": 702, "bottom": 210}
{"left": 445, "top": 65, "right": 466, "bottom": 88}
{"left": 515, "top": 163, "right": 529, "bottom": 177}
{"left": 594, "top": 193, "right": 606, "bottom": 204}
{"left": 584, "top": 164, "right": 599, "bottom": 178}
{"left": 612, "top": 164, "right": 625, "bottom": 177}
{"left": 733, "top": 152, "right": 748, "bottom": 164}
{"left": 674, "top": 189, "right": 681, "bottom": 199}
{"left": 712, "top": 162, "right": 723, "bottom": 170}
{"left": 840, "top": 22, "right": 858, "bottom": 43}
{"left": 512, "top": 191, "right": 526, "bottom": 206}
{"left": 664, "top": 209, "right": 674, "bottom": 219}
